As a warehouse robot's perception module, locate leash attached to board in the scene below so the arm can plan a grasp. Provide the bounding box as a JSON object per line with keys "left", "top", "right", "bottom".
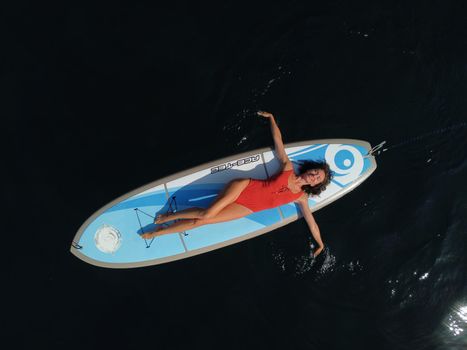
{"left": 364, "top": 141, "right": 387, "bottom": 158}
{"left": 365, "top": 122, "right": 467, "bottom": 159}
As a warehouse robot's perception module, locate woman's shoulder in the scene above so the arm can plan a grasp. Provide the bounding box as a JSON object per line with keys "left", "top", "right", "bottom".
{"left": 281, "top": 160, "right": 294, "bottom": 172}
{"left": 295, "top": 192, "right": 308, "bottom": 203}
{"left": 278, "top": 168, "right": 294, "bottom": 178}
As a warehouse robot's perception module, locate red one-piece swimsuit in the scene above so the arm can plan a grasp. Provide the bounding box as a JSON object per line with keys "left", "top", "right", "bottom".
{"left": 234, "top": 169, "right": 304, "bottom": 213}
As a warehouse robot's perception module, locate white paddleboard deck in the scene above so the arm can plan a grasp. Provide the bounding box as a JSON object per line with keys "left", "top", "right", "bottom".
{"left": 70, "top": 139, "right": 377, "bottom": 268}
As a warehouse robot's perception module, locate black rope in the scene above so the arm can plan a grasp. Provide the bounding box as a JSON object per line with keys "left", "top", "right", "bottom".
{"left": 135, "top": 208, "right": 155, "bottom": 219}
{"left": 133, "top": 195, "right": 188, "bottom": 245}
{"left": 168, "top": 196, "right": 178, "bottom": 213}
{"left": 383, "top": 122, "right": 467, "bottom": 153}
{"left": 72, "top": 241, "right": 82, "bottom": 250}
{"left": 167, "top": 196, "right": 189, "bottom": 236}
{"left": 134, "top": 208, "right": 154, "bottom": 248}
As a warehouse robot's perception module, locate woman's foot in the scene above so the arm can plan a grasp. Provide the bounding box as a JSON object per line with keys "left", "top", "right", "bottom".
{"left": 155, "top": 212, "right": 172, "bottom": 224}
{"left": 141, "top": 226, "right": 164, "bottom": 239}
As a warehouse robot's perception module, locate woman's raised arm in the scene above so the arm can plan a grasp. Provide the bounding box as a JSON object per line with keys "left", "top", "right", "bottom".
{"left": 258, "top": 111, "right": 290, "bottom": 165}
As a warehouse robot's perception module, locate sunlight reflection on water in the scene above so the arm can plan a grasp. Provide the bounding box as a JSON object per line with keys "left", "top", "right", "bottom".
{"left": 445, "top": 304, "right": 467, "bottom": 337}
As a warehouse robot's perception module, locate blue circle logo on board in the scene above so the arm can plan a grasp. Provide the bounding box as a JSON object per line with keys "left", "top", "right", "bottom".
{"left": 334, "top": 149, "right": 355, "bottom": 170}
{"left": 325, "top": 145, "right": 364, "bottom": 186}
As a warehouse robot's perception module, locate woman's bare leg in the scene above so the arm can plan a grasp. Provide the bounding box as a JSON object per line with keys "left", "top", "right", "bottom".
{"left": 142, "top": 203, "right": 253, "bottom": 238}
{"left": 156, "top": 179, "right": 250, "bottom": 224}
{"left": 155, "top": 207, "right": 204, "bottom": 224}
{"left": 202, "top": 178, "right": 250, "bottom": 218}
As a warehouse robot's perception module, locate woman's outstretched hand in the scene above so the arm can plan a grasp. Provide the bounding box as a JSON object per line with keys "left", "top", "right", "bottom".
{"left": 257, "top": 111, "right": 274, "bottom": 119}
{"left": 140, "top": 232, "right": 154, "bottom": 240}
{"left": 313, "top": 244, "right": 324, "bottom": 258}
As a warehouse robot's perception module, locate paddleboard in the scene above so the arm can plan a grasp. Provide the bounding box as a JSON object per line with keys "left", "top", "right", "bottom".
{"left": 70, "top": 139, "right": 377, "bottom": 268}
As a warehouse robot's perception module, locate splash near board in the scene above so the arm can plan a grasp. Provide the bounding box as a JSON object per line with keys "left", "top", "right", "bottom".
{"left": 70, "top": 139, "right": 377, "bottom": 268}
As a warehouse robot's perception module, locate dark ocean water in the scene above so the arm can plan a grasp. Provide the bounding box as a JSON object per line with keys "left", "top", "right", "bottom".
{"left": 7, "top": 1, "right": 467, "bottom": 349}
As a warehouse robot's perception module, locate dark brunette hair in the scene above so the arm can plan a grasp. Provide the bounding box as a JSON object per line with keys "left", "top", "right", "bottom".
{"left": 297, "top": 159, "right": 333, "bottom": 197}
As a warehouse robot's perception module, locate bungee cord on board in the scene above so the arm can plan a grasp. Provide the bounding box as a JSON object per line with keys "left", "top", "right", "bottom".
{"left": 134, "top": 196, "right": 181, "bottom": 248}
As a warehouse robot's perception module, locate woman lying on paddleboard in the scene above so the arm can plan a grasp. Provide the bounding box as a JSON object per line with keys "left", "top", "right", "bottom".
{"left": 141, "top": 111, "right": 333, "bottom": 257}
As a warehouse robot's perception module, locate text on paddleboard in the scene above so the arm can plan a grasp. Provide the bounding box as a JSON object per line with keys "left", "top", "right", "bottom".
{"left": 211, "top": 155, "right": 260, "bottom": 174}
